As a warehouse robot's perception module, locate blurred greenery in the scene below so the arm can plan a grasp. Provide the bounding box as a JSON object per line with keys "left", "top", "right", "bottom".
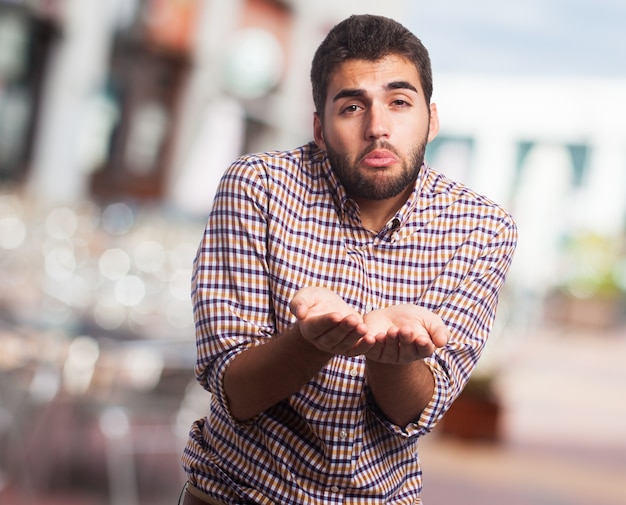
{"left": 560, "top": 231, "right": 626, "bottom": 300}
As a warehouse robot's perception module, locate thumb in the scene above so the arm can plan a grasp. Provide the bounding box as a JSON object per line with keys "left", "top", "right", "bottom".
{"left": 428, "top": 320, "right": 450, "bottom": 348}
{"left": 289, "top": 294, "right": 309, "bottom": 320}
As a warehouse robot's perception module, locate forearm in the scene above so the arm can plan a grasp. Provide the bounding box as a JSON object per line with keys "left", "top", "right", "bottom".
{"left": 365, "top": 359, "right": 435, "bottom": 426}
{"left": 224, "top": 323, "right": 333, "bottom": 421}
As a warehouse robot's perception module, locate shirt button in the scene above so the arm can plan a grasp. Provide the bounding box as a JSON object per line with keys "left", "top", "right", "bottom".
{"left": 349, "top": 368, "right": 358, "bottom": 377}
{"left": 339, "top": 429, "right": 348, "bottom": 439}
{"left": 330, "top": 485, "right": 340, "bottom": 493}
{"left": 365, "top": 304, "right": 374, "bottom": 312}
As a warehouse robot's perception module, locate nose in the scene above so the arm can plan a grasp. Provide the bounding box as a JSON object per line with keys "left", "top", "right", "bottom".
{"left": 365, "top": 103, "right": 390, "bottom": 140}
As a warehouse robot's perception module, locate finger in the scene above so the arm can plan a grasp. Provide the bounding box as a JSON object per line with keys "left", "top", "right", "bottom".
{"left": 364, "top": 340, "right": 386, "bottom": 361}
{"left": 378, "top": 332, "right": 400, "bottom": 362}
{"left": 417, "top": 313, "right": 450, "bottom": 348}
{"left": 396, "top": 328, "right": 436, "bottom": 360}
{"left": 299, "top": 312, "right": 344, "bottom": 342}
{"left": 305, "top": 314, "right": 363, "bottom": 351}
{"left": 345, "top": 337, "right": 376, "bottom": 356}
{"left": 339, "top": 326, "right": 377, "bottom": 356}
{"left": 320, "top": 317, "right": 366, "bottom": 345}
{"left": 412, "top": 341, "right": 436, "bottom": 359}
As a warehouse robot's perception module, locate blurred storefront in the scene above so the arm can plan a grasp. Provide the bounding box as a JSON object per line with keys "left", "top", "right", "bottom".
{"left": 0, "top": 0, "right": 59, "bottom": 184}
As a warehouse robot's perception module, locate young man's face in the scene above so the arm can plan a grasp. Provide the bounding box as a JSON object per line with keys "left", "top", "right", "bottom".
{"left": 314, "top": 54, "right": 439, "bottom": 204}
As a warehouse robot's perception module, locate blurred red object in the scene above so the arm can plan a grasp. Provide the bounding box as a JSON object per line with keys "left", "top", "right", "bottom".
{"left": 143, "top": 0, "right": 200, "bottom": 54}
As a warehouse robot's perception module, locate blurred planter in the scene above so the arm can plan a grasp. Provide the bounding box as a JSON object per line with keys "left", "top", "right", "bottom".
{"left": 544, "top": 291, "right": 623, "bottom": 330}
{"left": 438, "top": 376, "right": 501, "bottom": 442}
{"left": 549, "top": 231, "right": 626, "bottom": 329}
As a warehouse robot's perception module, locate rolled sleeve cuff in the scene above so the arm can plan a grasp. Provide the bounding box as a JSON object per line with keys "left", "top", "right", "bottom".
{"left": 202, "top": 345, "right": 257, "bottom": 427}
{"left": 365, "top": 376, "right": 446, "bottom": 439}
{"left": 417, "top": 357, "right": 451, "bottom": 430}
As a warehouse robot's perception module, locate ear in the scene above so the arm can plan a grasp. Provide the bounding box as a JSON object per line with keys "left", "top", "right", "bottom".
{"left": 313, "top": 112, "right": 327, "bottom": 151}
{"left": 427, "top": 103, "right": 440, "bottom": 143}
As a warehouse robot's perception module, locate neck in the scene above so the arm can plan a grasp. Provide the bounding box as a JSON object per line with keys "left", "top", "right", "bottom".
{"left": 355, "top": 185, "right": 412, "bottom": 232}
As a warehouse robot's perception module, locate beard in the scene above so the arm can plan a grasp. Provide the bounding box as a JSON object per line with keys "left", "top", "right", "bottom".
{"left": 326, "top": 136, "right": 428, "bottom": 201}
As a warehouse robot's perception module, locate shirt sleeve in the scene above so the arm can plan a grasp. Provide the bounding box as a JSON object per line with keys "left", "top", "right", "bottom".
{"left": 418, "top": 212, "right": 518, "bottom": 432}
{"left": 191, "top": 155, "right": 275, "bottom": 421}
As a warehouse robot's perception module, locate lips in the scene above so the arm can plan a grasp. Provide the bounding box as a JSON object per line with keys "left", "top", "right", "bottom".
{"left": 362, "top": 149, "right": 400, "bottom": 168}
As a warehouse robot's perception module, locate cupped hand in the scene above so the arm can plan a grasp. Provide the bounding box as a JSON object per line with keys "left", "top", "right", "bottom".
{"left": 289, "top": 287, "right": 374, "bottom": 356}
{"left": 363, "top": 304, "right": 450, "bottom": 364}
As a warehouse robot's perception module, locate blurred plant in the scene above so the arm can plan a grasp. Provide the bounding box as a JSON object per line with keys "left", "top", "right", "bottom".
{"left": 558, "top": 231, "right": 626, "bottom": 300}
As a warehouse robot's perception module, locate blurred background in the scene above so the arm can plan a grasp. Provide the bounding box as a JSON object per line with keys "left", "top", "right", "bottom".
{"left": 0, "top": 0, "right": 625, "bottom": 504}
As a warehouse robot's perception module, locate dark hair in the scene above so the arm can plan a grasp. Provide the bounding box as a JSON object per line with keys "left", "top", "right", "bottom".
{"left": 310, "top": 14, "right": 433, "bottom": 117}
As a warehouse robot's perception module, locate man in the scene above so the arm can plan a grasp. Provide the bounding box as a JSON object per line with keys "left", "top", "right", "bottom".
{"left": 182, "top": 14, "right": 517, "bottom": 505}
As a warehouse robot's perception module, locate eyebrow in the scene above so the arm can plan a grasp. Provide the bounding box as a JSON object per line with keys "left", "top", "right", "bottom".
{"left": 332, "top": 81, "right": 419, "bottom": 102}
{"left": 388, "top": 80, "right": 418, "bottom": 93}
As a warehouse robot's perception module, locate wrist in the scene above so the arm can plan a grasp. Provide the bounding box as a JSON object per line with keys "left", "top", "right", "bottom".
{"left": 285, "top": 322, "right": 334, "bottom": 362}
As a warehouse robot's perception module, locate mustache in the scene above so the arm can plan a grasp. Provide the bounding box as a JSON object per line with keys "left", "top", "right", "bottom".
{"left": 357, "top": 141, "right": 401, "bottom": 162}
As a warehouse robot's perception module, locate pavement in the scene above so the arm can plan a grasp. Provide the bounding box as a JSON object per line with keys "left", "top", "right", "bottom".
{"left": 419, "top": 322, "right": 626, "bottom": 505}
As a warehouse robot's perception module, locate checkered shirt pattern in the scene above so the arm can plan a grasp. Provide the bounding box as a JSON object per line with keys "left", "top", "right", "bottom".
{"left": 183, "top": 141, "right": 517, "bottom": 504}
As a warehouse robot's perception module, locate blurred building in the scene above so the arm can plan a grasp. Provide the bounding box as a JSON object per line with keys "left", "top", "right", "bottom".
{"left": 429, "top": 73, "right": 626, "bottom": 327}
{"left": 0, "top": 1, "right": 411, "bottom": 504}
{"left": 0, "top": 0, "right": 405, "bottom": 210}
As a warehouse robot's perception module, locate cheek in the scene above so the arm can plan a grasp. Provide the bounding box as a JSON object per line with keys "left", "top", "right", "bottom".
{"left": 320, "top": 127, "right": 340, "bottom": 152}
{"left": 327, "top": 123, "right": 357, "bottom": 149}
{"left": 404, "top": 118, "right": 430, "bottom": 143}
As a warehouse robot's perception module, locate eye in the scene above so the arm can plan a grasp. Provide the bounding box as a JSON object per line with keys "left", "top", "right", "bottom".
{"left": 391, "top": 98, "right": 411, "bottom": 108}
{"left": 340, "top": 103, "right": 363, "bottom": 114}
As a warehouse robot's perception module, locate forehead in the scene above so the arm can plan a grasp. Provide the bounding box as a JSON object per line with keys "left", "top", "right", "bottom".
{"left": 327, "top": 54, "right": 422, "bottom": 96}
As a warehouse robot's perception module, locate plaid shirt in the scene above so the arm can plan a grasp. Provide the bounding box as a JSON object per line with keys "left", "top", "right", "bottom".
{"left": 183, "top": 141, "right": 517, "bottom": 504}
